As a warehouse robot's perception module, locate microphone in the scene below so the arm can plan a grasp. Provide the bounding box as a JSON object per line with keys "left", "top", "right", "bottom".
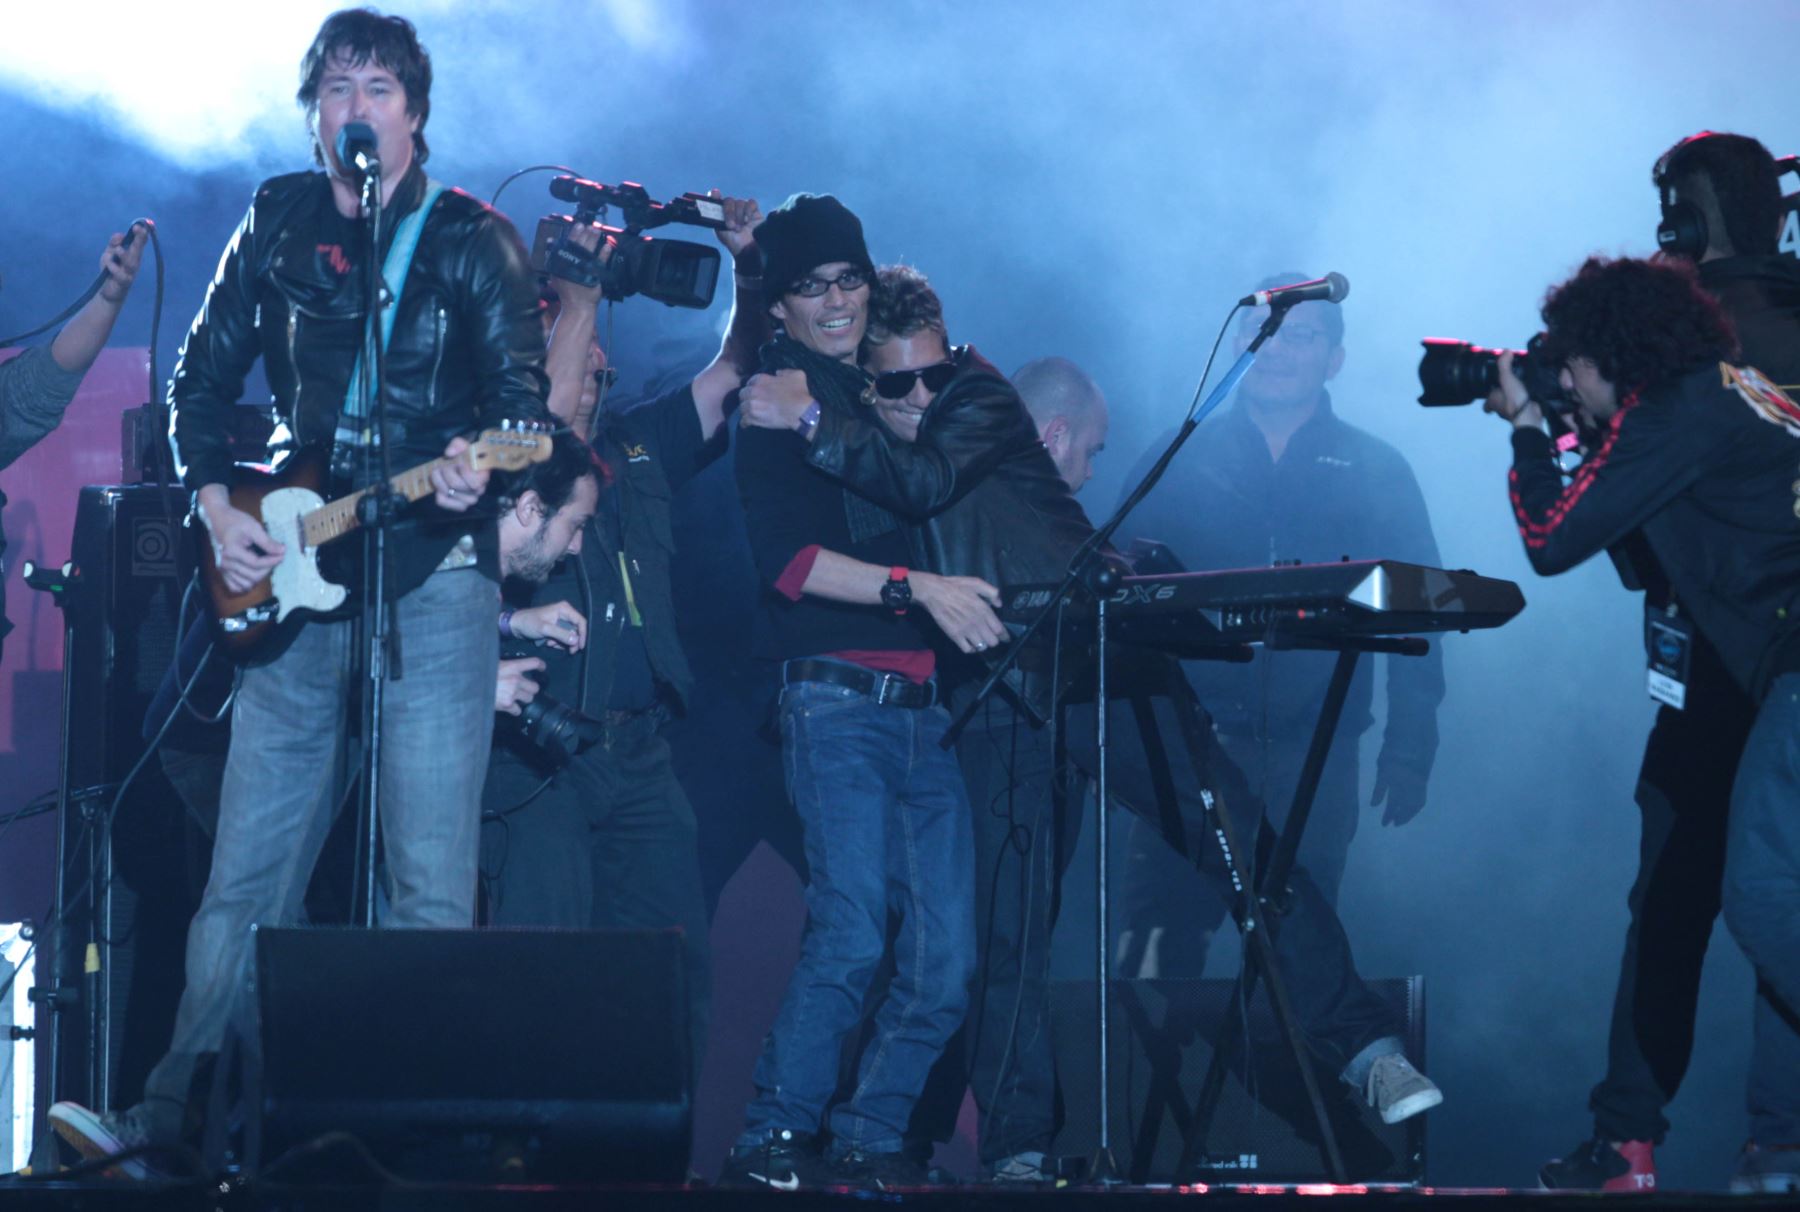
{"left": 1240, "top": 271, "right": 1350, "bottom": 308}
{"left": 335, "top": 122, "right": 380, "bottom": 177}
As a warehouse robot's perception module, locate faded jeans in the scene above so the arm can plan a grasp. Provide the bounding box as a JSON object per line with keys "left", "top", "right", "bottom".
{"left": 1723, "top": 671, "right": 1800, "bottom": 1144}
{"left": 737, "top": 672, "right": 976, "bottom": 1157}
{"left": 138, "top": 568, "right": 498, "bottom": 1136}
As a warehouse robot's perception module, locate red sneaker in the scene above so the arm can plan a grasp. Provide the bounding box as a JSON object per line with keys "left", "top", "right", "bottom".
{"left": 1539, "top": 1137, "right": 1656, "bottom": 1191}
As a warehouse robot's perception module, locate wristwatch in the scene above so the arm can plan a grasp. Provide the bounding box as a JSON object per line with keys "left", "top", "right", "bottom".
{"left": 795, "top": 400, "right": 822, "bottom": 440}
{"left": 881, "top": 566, "right": 913, "bottom": 615}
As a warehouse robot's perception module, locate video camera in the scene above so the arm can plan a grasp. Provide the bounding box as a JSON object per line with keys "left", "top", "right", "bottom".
{"left": 531, "top": 175, "right": 726, "bottom": 309}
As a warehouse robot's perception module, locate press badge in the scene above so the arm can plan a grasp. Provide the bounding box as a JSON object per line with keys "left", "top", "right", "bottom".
{"left": 1646, "top": 604, "right": 1693, "bottom": 710}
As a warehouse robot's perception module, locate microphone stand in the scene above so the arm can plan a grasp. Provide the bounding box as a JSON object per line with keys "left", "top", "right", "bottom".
{"left": 939, "top": 302, "right": 1295, "bottom": 1185}
{"left": 942, "top": 303, "right": 1290, "bottom": 749}
{"left": 354, "top": 160, "right": 401, "bottom": 929}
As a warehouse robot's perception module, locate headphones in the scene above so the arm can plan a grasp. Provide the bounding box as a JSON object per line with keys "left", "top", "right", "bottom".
{"left": 1657, "top": 185, "right": 1710, "bottom": 259}
{"left": 1654, "top": 132, "right": 1715, "bottom": 259}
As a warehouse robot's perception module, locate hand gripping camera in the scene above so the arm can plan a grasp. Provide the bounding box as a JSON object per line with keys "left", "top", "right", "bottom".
{"left": 531, "top": 175, "right": 726, "bottom": 309}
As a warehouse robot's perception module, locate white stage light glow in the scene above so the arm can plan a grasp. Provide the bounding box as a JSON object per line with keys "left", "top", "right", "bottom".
{"left": 0, "top": 1, "right": 679, "bottom": 166}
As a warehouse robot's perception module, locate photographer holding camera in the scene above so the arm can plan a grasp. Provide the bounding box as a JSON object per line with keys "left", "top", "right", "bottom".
{"left": 1494, "top": 253, "right": 1800, "bottom": 1195}
{"left": 1530, "top": 132, "right": 1800, "bottom": 1193}
{"left": 477, "top": 196, "right": 764, "bottom": 1097}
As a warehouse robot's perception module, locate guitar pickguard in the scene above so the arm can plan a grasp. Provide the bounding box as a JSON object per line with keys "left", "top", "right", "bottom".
{"left": 262, "top": 487, "right": 348, "bottom": 622}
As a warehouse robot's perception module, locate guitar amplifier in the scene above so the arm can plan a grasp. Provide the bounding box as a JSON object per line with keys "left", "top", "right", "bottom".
{"left": 1052, "top": 976, "right": 1426, "bottom": 1185}
{"left": 43, "top": 486, "right": 193, "bottom": 1113}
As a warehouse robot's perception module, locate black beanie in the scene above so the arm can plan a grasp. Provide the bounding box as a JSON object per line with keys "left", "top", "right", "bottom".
{"left": 754, "top": 193, "right": 874, "bottom": 305}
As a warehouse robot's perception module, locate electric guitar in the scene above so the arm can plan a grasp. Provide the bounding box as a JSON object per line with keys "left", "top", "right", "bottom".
{"left": 198, "top": 423, "right": 552, "bottom": 659}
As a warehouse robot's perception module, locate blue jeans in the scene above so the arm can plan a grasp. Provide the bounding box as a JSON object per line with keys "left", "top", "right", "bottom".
{"left": 139, "top": 568, "right": 498, "bottom": 1136}
{"left": 737, "top": 672, "right": 976, "bottom": 1156}
{"left": 1723, "top": 671, "right": 1800, "bottom": 1144}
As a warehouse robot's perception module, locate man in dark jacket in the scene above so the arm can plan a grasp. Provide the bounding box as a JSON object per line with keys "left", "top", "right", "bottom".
{"left": 742, "top": 264, "right": 1443, "bottom": 1180}
{"left": 479, "top": 201, "right": 764, "bottom": 1091}
{"left": 1497, "top": 255, "right": 1800, "bottom": 1196}
{"left": 48, "top": 10, "right": 548, "bottom": 1172}
{"left": 1542, "top": 132, "right": 1800, "bottom": 1193}
{"left": 1114, "top": 277, "right": 1443, "bottom": 987}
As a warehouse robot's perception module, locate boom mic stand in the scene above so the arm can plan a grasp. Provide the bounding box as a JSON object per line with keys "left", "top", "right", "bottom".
{"left": 942, "top": 300, "right": 1346, "bottom": 1183}
{"left": 352, "top": 155, "right": 401, "bottom": 929}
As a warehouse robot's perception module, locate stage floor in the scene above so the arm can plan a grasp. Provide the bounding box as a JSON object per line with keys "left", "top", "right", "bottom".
{"left": 0, "top": 1178, "right": 1785, "bottom": 1210}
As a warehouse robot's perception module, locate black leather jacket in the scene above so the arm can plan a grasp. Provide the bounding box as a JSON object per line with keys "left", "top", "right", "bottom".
{"left": 806, "top": 345, "right": 1097, "bottom": 718}
{"left": 169, "top": 167, "right": 548, "bottom": 586}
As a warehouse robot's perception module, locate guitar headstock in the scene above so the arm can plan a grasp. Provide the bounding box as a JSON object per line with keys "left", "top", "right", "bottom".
{"left": 467, "top": 421, "right": 554, "bottom": 471}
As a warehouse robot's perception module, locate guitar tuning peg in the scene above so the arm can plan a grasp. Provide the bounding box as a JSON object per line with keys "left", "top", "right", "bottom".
{"left": 501, "top": 418, "right": 514, "bottom": 432}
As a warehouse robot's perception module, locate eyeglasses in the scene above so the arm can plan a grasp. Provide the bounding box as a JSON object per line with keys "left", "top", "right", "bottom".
{"left": 873, "top": 361, "right": 957, "bottom": 400}
{"left": 788, "top": 267, "right": 871, "bottom": 298}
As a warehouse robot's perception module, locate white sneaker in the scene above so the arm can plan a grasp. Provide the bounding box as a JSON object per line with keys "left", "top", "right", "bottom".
{"left": 46, "top": 1101, "right": 166, "bottom": 1180}
{"left": 1363, "top": 1054, "right": 1443, "bottom": 1125}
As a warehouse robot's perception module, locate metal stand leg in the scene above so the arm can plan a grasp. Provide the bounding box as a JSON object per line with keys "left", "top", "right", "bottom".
{"left": 1172, "top": 650, "right": 1362, "bottom": 1183}
{"left": 1087, "top": 596, "right": 1122, "bottom": 1184}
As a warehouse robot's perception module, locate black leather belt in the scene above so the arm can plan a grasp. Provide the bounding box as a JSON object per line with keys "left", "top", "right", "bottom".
{"left": 783, "top": 659, "right": 938, "bottom": 709}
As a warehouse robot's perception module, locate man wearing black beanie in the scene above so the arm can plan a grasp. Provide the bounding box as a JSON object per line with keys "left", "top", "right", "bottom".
{"left": 723, "top": 194, "right": 1004, "bottom": 1190}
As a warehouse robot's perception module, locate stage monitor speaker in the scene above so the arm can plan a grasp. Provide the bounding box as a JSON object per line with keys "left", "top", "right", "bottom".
{"left": 1052, "top": 976, "right": 1425, "bottom": 1185}
{"left": 251, "top": 926, "right": 691, "bottom": 1184}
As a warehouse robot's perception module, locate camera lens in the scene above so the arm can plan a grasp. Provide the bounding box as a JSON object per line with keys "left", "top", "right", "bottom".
{"left": 1417, "top": 339, "right": 1502, "bottom": 407}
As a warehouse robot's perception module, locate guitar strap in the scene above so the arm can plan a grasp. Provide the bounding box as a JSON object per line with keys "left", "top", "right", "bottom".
{"left": 333, "top": 178, "right": 448, "bottom": 452}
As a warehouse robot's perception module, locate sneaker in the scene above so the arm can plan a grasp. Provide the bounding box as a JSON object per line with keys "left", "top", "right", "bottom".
{"left": 46, "top": 1102, "right": 169, "bottom": 1180}
{"left": 831, "top": 1148, "right": 931, "bottom": 1190}
{"left": 1732, "top": 1141, "right": 1800, "bottom": 1194}
{"left": 718, "top": 1128, "right": 834, "bottom": 1191}
{"left": 1540, "top": 1138, "right": 1656, "bottom": 1191}
{"left": 986, "top": 1150, "right": 1053, "bottom": 1184}
{"left": 1362, "top": 1054, "right": 1443, "bottom": 1125}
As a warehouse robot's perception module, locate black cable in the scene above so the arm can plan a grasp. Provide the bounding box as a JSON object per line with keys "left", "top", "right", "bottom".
{"left": 1187, "top": 305, "right": 1244, "bottom": 424}
{"left": 489, "top": 163, "right": 579, "bottom": 211}
{"left": 2, "top": 1138, "right": 210, "bottom": 1184}
{"left": 255, "top": 1128, "right": 415, "bottom": 1187}
{"left": 0, "top": 219, "right": 158, "bottom": 349}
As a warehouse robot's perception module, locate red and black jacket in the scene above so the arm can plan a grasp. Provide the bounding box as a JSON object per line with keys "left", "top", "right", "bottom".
{"left": 1509, "top": 360, "right": 1800, "bottom": 700}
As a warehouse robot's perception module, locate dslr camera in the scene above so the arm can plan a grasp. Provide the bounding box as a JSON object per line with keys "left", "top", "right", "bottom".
{"left": 1416, "top": 331, "right": 1567, "bottom": 409}
{"left": 496, "top": 661, "right": 605, "bottom": 769}
{"left": 531, "top": 175, "right": 726, "bottom": 310}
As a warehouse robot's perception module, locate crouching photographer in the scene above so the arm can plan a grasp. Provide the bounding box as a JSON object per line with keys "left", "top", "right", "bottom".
{"left": 479, "top": 189, "right": 766, "bottom": 1109}
{"left": 1492, "top": 254, "right": 1800, "bottom": 1194}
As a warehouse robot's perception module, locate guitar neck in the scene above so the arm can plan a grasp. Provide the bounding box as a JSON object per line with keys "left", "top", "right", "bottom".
{"left": 302, "top": 455, "right": 456, "bottom": 548}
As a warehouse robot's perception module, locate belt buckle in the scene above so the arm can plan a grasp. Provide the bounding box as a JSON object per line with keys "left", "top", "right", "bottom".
{"left": 874, "top": 672, "right": 900, "bottom": 706}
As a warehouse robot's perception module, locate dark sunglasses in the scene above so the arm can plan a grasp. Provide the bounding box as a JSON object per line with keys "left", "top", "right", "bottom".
{"left": 788, "top": 267, "right": 871, "bottom": 298}
{"left": 873, "top": 361, "right": 957, "bottom": 400}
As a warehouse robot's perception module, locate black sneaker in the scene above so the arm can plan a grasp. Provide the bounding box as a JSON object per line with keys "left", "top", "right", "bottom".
{"left": 832, "top": 1148, "right": 931, "bottom": 1190}
{"left": 718, "top": 1128, "right": 833, "bottom": 1191}
{"left": 1539, "top": 1137, "right": 1656, "bottom": 1192}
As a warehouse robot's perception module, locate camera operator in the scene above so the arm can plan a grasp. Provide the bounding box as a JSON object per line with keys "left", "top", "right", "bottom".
{"left": 742, "top": 262, "right": 1442, "bottom": 1182}
{"left": 1539, "top": 132, "right": 1800, "bottom": 1194}
{"left": 1, "top": 226, "right": 146, "bottom": 654}
{"left": 1495, "top": 253, "right": 1800, "bottom": 1195}
{"left": 477, "top": 197, "right": 764, "bottom": 1100}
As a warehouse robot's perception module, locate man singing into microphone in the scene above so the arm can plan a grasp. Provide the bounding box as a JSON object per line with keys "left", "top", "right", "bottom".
{"left": 50, "top": 8, "right": 547, "bottom": 1173}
